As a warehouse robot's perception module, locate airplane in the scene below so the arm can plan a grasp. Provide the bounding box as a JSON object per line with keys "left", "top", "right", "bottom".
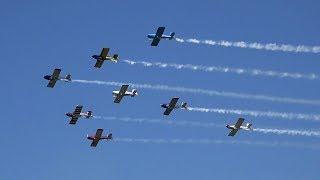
{"left": 147, "top": 27, "right": 175, "bottom": 46}
{"left": 92, "top": 48, "right": 119, "bottom": 68}
{"left": 112, "top": 85, "right": 138, "bottom": 103}
{"left": 160, "top": 97, "right": 187, "bottom": 115}
{"left": 43, "top": 68, "right": 71, "bottom": 88}
{"left": 87, "top": 129, "right": 112, "bottom": 147}
{"left": 226, "top": 118, "right": 252, "bottom": 137}
{"left": 65, "top": 105, "right": 93, "bottom": 125}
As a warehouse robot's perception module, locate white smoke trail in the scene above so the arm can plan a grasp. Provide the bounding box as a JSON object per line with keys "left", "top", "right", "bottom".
{"left": 188, "top": 107, "right": 320, "bottom": 121}
{"left": 93, "top": 115, "right": 223, "bottom": 128}
{"left": 72, "top": 79, "right": 320, "bottom": 106}
{"left": 123, "top": 59, "right": 318, "bottom": 80}
{"left": 253, "top": 128, "right": 320, "bottom": 137}
{"left": 94, "top": 115, "right": 320, "bottom": 138}
{"left": 114, "top": 137, "right": 320, "bottom": 150}
{"left": 175, "top": 38, "right": 320, "bottom": 54}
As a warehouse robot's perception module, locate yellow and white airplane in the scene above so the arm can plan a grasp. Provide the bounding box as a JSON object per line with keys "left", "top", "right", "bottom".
{"left": 92, "top": 48, "right": 119, "bottom": 68}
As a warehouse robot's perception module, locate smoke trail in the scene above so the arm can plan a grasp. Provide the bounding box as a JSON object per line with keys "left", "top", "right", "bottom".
{"left": 93, "top": 115, "right": 223, "bottom": 128}
{"left": 253, "top": 128, "right": 320, "bottom": 137}
{"left": 114, "top": 137, "right": 320, "bottom": 150}
{"left": 72, "top": 79, "right": 320, "bottom": 106}
{"left": 123, "top": 59, "right": 318, "bottom": 80}
{"left": 94, "top": 115, "right": 320, "bottom": 138}
{"left": 187, "top": 107, "right": 320, "bottom": 121}
{"left": 175, "top": 38, "right": 320, "bottom": 54}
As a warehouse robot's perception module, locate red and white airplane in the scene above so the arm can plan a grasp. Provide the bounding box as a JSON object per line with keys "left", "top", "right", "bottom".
{"left": 87, "top": 129, "right": 112, "bottom": 147}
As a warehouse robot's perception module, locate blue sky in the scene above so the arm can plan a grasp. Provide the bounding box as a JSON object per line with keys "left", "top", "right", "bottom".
{"left": 1, "top": 0, "right": 320, "bottom": 179}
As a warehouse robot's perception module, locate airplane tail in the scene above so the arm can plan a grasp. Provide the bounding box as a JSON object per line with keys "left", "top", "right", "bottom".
{"left": 246, "top": 123, "right": 252, "bottom": 129}
{"left": 87, "top": 111, "right": 93, "bottom": 118}
{"left": 181, "top": 102, "right": 187, "bottom": 109}
{"left": 107, "top": 133, "right": 113, "bottom": 140}
{"left": 65, "top": 74, "right": 71, "bottom": 81}
{"left": 131, "top": 89, "right": 138, "bottom": 97}
{"left": 113, "top": 54, "right": 119, "bottom": 60}
{"left": 169, "top": 32, "right": 175, "bottom": 40}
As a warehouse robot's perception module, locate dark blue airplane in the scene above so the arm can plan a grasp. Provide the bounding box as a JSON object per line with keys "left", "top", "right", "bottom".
{"left": 43, "top": 68, "right": 71, "bottom": 88}
{"left": 147, "top": 27, "right": 175, "bottom": 46}
{"left": 160, "top": 97, "right": 187, "bottom": 115}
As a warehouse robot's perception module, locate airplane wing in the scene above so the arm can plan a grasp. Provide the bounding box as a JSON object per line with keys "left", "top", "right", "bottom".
{"left": 119, "top": 84, "right": 129, "bottom": 94}
{"left": 235, "top": 118, "right": 245, "bottom": 128}
{"left": 52, "top": 68, "right": 61, "bottom": 79}
{"left": 100, "top": 48, "right": 110, "bottom": 58}
{"left": 151, "top": 38, "right": 161, "bottom": 46}
{"left": 228, "top": 129, "right": 239, "bottom": 136}
{"left": 114, "top": 95, "right": 124, "bottom": 103}
{"left": 91, "top": 129, "right": 103, "bottom": 147}
{"left": 151, "top": 27, "right": 165, "bottom": 46}
{"left": 94, "top": 60, "right": 104, "bottom": 68}
{"left": 47, "top": 69, "right": 61, "bottom": 88}
{"left": 163, "top": 108, "right": 173, "bottom": 115}
{"left": 69, "top": 117, "right": 79, "bottom": 125}
{"left": 155, "top": 27, "right": 165, "bottom": 37}
{"left": 47, "top": 79, "right": 57, "bottom": 88}
{"left": 69, "top": 105, "right": 83, "bottom": 124}
{"left": 114, "top": 85, "right": 129, "bottom": 103}
{"left": 168, "top": 98, "right": 179, "bottom": 108}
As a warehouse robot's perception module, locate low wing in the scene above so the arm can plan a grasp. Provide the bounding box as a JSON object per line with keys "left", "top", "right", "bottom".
{"left": 47, "top": 79, "right": 57, "bottom": 88}
{"left": 91, "top": 139, "right": 100, "bottom": 147}
{"left": 52, "top": 69, "right": 61, "bottom": 79}
{"left": 114, "top": 85, "right": 129, "bottom": 103}
{"left": 47, "top": 69, "right": 61, "bottom": 88}
{"left": 100, "top": 48, "right": 110, "bottom": 58}
{"left": 74, "top": 105, "right": 83, "bottom": 114}
{"left": 114, "top": 95, "right": 124, "bottom": 103}
{"left": 69, "top": 117, "right": 79, "bottom": 125}
{"left": 168, "top": 98, "right": 179, "bottom": 108}
{"left": 155, "top": 27, "right": 165, "bottom": 37}
{"left": 91, "top": 129, "right": 103, "bottom": 147}
{"left": 151, "top": 27, "right": 165, "bottom": 46}
{"left": 94, "top": 60, "right": 104, "bottom": 68}
{"left": 151, "top": 38, "right": 161, "bottom": 46}
{"left": 235, "top": 118, "right": 245, "bottom": 128}
{"left": 228, "top": 129, "right": 239, "bottom": 136}
{"left": 95, "top": 129, "right": 103, "bottom": 138}
{"left": 69, "top": 106, "right": 82, "bottom": 124}
{"left": 119, "top": 85, "right": 129, "bottom": 94}
{"left": 163, "top": 108, "right": 173, "bottom": 115}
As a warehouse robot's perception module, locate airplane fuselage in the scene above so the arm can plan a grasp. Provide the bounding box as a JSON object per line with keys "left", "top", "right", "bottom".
{"left": 147, "top": 34, "right": 173, "bottom": 40}
{"left": 66, "top": 112, "right": 92, "bottom": 118}
{"left": 112, "top": 91, "right": 136, "bottom": 97}
{"left": 92, "top": 55, "right": 117, "bottom": 61}
{"left": 43, "top": 75, "right": 70, "bottom": 82}
{"left": 160, "top": 104, "right": 182, "bottom": 109}
{"left": 87, "top": 133, "right": 112, "bottom": 140}
{"left": 226, "top": 125, "right": 251, "bottom": 131}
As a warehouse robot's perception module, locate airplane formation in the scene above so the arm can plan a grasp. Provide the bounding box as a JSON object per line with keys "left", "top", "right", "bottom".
{"left": 44, "top": 26, "right": 252, "bottom": 147}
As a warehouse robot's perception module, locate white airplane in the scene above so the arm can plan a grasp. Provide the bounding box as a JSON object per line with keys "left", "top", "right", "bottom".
{"left": 112, "top": 85, "right": 138, "bottom": 103}
{"left": 160, "top": 97, "right": 187, "bottom": 115}
{"left": 226, "top": 118, "right": 252, "bottom": 137}
{"left": 43, "top": 68, "right": 71, "bottom": 88}
{"left": 65, "top": 105, "right": 93, "bottom": 125}
{"left": 87, "top": 129, "right": 112, "bottom": 147}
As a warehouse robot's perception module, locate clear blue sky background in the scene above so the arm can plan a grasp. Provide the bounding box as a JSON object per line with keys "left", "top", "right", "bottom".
{"left": 1, "top": 0, "right": 319, "bottom": 179}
